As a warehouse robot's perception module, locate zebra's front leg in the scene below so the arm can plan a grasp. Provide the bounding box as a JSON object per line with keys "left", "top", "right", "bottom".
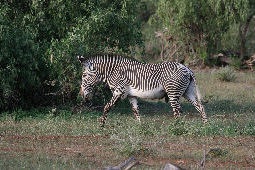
{"left": 100, "top": 94, "right": 120, "bottom": 127}
{"left": 128, "top": 97, "right": 141, "bottom": 122}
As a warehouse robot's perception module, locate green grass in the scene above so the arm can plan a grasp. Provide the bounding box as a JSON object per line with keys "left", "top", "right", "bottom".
{"left": 0, "top": 70, "right": 255, "bottom": 169}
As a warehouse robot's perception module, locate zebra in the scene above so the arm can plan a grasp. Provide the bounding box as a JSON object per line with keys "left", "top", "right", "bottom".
{"left": 78, "top": 54, "right": 208, "bottom": 126}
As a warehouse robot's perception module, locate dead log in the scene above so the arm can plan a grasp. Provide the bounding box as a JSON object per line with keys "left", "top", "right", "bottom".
{"left": 245, "top": 54, "right": 255, "bottom": 70}
{"left": 102, "top": 156, "right": 185, "bottom": 170}
{"left": 210, "top": 50, "right": 242, "bottom": 66}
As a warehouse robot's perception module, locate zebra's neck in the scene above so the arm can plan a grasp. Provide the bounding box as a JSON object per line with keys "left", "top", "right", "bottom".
{"left": 88, "top": 54, "right": 141, "bottom": 82}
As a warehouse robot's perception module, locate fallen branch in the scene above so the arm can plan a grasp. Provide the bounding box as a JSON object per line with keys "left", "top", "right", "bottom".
{"left": 124, "top": 160, "right": 139, "bottom": 170}
{"left": 102, "top": 157, "right": 135, "bottom": 170}
{"left": 102, "top": 156, "right": 185, "bottom": 170}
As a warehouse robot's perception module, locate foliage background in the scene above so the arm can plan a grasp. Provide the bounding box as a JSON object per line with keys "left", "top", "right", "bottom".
{"left": 0, "top": 0, "right": 143, "bottom": 111}
{"left": 0, "top": 0, "right": 255, "bottom": 111}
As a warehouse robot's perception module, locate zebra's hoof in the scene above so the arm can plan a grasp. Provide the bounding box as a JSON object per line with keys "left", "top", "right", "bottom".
{"left": 174, "top": 114, "right": 181, "bottom": 119}
{"left": 99, "top": 121, "right": 105, "bottom": 128}
{"left": 99, "top": 118, "right": 106, "bottom": 127}
{"left": 136, "top": 118, "right": 141, "bottom": 123}
{"left": 203, "top": 120, "right": 209, "bottom": 124}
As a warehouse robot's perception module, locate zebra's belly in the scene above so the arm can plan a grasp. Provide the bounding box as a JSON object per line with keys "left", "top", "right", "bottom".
{"left": 127, "top": 86, "right": 166, "bottom": 99}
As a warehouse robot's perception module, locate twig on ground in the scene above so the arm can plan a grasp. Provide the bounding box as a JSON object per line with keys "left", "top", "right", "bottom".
{"left": 200, "top": 145, "right": 206, "bottom": 168}
{"left": 124, "top": 161, "right": 140, "bottom": 170}
{"left": 201, "top": 144, "right": 206, "bottom": 169}
{"left": 102, "top": 156, "right": 135, "bottom": 170}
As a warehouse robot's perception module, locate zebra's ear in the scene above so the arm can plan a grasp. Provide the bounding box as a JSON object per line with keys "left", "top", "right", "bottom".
{"left": 77, "top": 55, "right": 86, "bottom": 63}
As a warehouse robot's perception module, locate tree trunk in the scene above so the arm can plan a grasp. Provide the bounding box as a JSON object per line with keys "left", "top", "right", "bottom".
{"left": 239, "top": 14, "right": 254, "bottom": 60}
{"left": 239, "top": 29, "right": 246, "bottom": 60}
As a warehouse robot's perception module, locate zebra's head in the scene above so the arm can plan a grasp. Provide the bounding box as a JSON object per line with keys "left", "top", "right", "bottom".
{"left": 78, "top": 56, "right": 98, "bottom": 101}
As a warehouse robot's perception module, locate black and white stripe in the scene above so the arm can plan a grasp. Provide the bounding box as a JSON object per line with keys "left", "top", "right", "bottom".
{"left": 78, "top": 54, "right": 208, "bottom": 126}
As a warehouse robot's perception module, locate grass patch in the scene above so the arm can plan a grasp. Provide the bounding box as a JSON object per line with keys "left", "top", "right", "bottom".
{"left": 0, "top": 70, "right": 255, "bottom": 169}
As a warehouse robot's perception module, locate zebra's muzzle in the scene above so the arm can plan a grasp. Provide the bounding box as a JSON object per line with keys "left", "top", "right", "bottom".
{"left": 81, "top": 93, "right": 93, "bottom": 108}
{"left": 81, "top": 92, "right": 93, "bottom": 101}
{"left": 80, "top": 87, "right": 93, "bottom": 101}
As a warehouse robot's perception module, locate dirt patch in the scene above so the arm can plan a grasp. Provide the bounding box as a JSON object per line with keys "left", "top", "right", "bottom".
{"left": 0, "top": 135, "right": 112, "bottom": 159}
{"left": 0, "top": 147, "right": 35, "bottom": 153}
{"left": 1, "top": 134, "right": 109, "bottom": 141}
{"left": 0, "top": 135, "right": 255, "bottom": 169}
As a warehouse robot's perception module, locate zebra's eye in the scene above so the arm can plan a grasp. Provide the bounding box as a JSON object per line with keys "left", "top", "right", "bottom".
{"left": 82, "top": 74, "right": 89, "bottom": 79}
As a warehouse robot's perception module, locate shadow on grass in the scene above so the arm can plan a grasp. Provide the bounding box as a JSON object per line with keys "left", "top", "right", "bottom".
{"left": 0, "top": 106, "right": 102, "bottom": 121}
{"left": 114, "top": 98, "right": 255, "bottom": 117}
{"left": 202, "top": 99, "right": 254, "bottom": 116}
{"left": 2, "top": 98, "right": 253, "bottom": 121}
{"left": 113, "top": 99, "right": 171, "bottom": 115}
{"left": 182, "top": 99, "right": 255, "bottom": 116}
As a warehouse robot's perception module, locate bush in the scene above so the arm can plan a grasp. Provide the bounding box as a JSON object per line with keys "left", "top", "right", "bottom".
{"left": 0, "top": 1, "right": 143, "bottom": 111}
{"left": 0, "top": 4, "right": 51, "bottom": 111}
{"left": 215, "top": 67, "right": 237, "bottom": 82}
{"left": 48, "top": 0, "right": 143, "bottom": 106}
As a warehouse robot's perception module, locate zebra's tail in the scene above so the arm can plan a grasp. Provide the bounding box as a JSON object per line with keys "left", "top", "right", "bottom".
{"left": 189, "top": 70, "right": 202, "bottom": 102}
{"left": 194, "top": 80, "right": 202, "bottom": 102}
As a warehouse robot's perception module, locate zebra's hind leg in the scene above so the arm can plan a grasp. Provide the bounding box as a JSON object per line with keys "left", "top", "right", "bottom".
{"left": 187, "top": 98, "right": 208, "bottom": 123}
{"left": 100, "top": 94, "right": 120, "bottom": 127}
{"left": 168, "top": 96, "right": 182, "bottom": 119}
{"left": 183, "top": 89, "right": 208, "bottom": 123}
{"left": 128, "top": 97, "right": 141, "bottom": 122}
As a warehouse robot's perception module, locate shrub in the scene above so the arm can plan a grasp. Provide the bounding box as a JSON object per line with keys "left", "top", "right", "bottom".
{"left": 0, "top": 4, "right": 51, "bottom": 111}
{"left": 48, "top": 0, "right": 143, "bottom": 107}
{"left": 0, "top": 1, "right": 143, "bottom": 111}
{"left": 215, "top": 67, "right": 237, "bottom": 82}
{"left": 230, "top": 57, "right": 242, "bottom": 70}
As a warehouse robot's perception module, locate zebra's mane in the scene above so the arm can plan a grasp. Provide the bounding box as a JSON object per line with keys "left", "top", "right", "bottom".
{"left": 87, "top": 53, "right": 141, "bottom": 64}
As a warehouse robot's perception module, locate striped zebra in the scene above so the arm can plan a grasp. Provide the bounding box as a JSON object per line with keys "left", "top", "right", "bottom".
{"left": 78, "top": 54, "right": 208, "bottom": 126}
